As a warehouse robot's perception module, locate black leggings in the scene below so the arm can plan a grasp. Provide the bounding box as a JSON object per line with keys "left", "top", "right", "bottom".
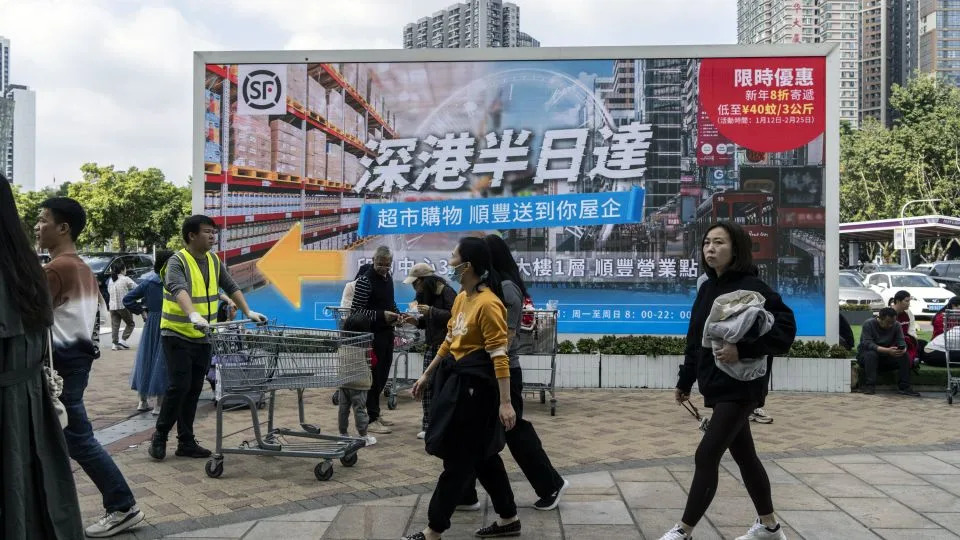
{"left": 681, "top": 401, "right": 774, "bottom": 527}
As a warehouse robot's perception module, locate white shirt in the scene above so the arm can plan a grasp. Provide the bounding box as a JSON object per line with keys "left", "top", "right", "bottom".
{"left": 107, "top": 275, "right": 136, "bottom": 311}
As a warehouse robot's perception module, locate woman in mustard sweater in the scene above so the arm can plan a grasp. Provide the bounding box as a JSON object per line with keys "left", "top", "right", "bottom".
{"left": 404, "top": 237, "right": 520, "bottom": 540}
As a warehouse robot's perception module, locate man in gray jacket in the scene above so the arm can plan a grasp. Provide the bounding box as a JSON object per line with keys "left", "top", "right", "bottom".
{"left": 858, "top": 307, "right": 920, "bottom": 396}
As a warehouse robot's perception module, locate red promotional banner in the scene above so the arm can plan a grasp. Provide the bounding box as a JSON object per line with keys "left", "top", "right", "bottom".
{"left": 696, "top": 108, "right": 733, "bottom": 166}
{"left": 698, "top": 57, "right": 826, "bottom": 153}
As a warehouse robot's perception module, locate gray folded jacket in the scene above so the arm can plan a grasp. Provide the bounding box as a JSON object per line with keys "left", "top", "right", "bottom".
{"left": 701, "top": 290, "right": 774, "bottom": 381}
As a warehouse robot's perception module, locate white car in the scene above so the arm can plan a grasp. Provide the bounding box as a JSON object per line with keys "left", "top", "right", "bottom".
{"left": 863, "top": 271, "right": 954, "bottom": 318}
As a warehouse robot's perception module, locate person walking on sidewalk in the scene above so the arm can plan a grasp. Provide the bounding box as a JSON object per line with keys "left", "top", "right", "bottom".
{"left": 148, "top": 215, "right": 267, "bottom": 461}
{"left": 107, "top": 264, "right": 137, "bottom": 351}
{"left": 1, "top": 178, "right": 84, "bottom": 539}
{"left": 35, "top": 196, "right": 145, "bottom": 538}
{"left": 452, "top": 234, "right": 569, "bottom": 511}
{"left": 402, "top": 262, "right": 456, "bottom": 440}
{"left": 123, "top": 251, "right": 174, "bottom": 414}
{"left": 660, "top": 221, "right": 796, "bottom": 540}
{"left": 349, "top": 246, "right": 401, "bottom": 434}
{"left": 405, "top": 237, "right": 520, "bottom": 540}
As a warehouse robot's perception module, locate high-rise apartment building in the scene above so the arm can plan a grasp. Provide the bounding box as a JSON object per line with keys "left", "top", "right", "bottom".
{"left": 0, "top": 36, "right": 12, "bottom": 182}
{"left": 5, "top": 85, "right": 35, "bottom": 190}
{"left": 736, "top": 0, "right": 860, "bottom": 126}
{"left": 859, "top": 0, "right": 920, "bottom": 126}
{"left": 402, "top": 0, "right": 539, "bottom": 49}
{"left": 918, "top": 0, "right": 960, "bottom": 84}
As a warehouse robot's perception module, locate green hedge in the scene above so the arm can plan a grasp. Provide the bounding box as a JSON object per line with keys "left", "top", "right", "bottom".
{"left": 558, "top": 335, "right": 856, "bottom": 359}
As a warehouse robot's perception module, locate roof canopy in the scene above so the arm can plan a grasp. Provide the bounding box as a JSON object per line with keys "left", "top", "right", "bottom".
{"left": 840, "top": 215, "right": 960, "bottom": 243}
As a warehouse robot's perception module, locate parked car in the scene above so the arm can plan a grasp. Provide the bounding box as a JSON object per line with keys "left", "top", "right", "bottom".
{"left": 926, "top": 261, "right": 960, "bottom": 295}
{"left": 840, "top": 269, "right": 866, "bottom": 283}
{"left": 838, "top": 273, "right": 885, "bottom": 310}
{"left": 912, "top": 263, "right": 935, "bottom": 274}
{"left": 863, "top": 271, "right": 955, "bottom": 318}
{"left": 79, "top": 252, "right": 154, "bottom": 304}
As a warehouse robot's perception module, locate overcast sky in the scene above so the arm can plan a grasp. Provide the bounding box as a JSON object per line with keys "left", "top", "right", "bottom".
{"left": 0, "top": 0, "right": 736, "bottom": 189}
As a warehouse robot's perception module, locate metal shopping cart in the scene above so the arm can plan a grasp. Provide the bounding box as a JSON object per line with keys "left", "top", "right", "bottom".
{"left": 515, "top": 310, "right": 559, "bottom": 416}
{"left": 324, "top": 306, "right": 421, "bottom": 410}
{"left": 945, "top": 310, "right": 960, "bottom": 404}
{"left": 204, "top": 320, "right": 371, "bottom": 481}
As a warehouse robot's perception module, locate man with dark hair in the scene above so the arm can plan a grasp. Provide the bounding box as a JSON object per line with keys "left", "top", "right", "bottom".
{"left": 35, "top": 197, "right": 145, "bottom": 537}
{"left": 858, "top": 307, "right": 920, "bottom": 396}
{"left": 149, "top": 214, "right": 267, "bottom": 461}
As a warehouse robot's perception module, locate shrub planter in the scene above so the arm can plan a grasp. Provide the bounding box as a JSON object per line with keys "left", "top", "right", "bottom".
{"left": 841, "top": 308, "right": 874, "bottom": 326}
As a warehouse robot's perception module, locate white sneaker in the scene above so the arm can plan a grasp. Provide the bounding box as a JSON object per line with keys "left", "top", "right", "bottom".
{"left": 378, "top": 415, "right": 395, "bottom": 426}
{"left": 658, "top": 524, "right": 693, "bottom": 540}
{"left": 750, "top": 408, "right": 774, "bottom": 424}
{"left": 151, "top": 406, "right": 161, "bottom": 416}
{"left": 417, "top": 430, "right": 426, "bottom": 439}
{"left": 367, "top": 419, "right": 392, "bottom": 434}
{"left": 455, "top": 501, "right": 481, "bottom": 511}
{"left": 111, "top": 344, "right": 118, "bottom": 351}
{"left": 363, "top": 435, "right": 377, "bottom": 446}
{"left": 736, "top": 519, "right": 786, "bottom": 540}
{"left": 136, "top": 400, "right": 150, "bottom": 412}
{"left": 117, "top": 340, "right": 130, "bottom": 350}
{"left": 84, "top": 505, "right": 145, "bottom": 537}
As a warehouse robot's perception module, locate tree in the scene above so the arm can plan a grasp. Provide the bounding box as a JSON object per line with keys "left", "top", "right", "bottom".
{"left": 68, "top": 164, "right": 190, "bottom": 251}
{"left": 840, "top": 74, "right": 960, "bottom": 263}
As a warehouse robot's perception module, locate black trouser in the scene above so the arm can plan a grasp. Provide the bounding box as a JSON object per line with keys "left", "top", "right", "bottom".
{"left": 462, "top": 367, "right": 563, "bottom": 502}
{"left": 366, "top": 328, "right": 394, "bottom": 422}
{"left": 155, "top": 336, "right": 211, "bottom": 443}
{"left": 858, "top": 350, "right": 911, "bottom": 389}
{"left": 429, "top": 451, "right": 516, "bottom": 532}
{"left": 681, "top": 401, "right": 773, "bottom": 527}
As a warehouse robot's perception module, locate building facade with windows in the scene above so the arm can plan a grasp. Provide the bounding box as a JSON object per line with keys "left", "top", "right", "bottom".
{"left": 402, "top": 0, "right": 539, "bottom": 49}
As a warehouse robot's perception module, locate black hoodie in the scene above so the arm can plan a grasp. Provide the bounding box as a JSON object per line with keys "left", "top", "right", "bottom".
{"left": 677, "top": 268, "right": 797, "bottom": 408}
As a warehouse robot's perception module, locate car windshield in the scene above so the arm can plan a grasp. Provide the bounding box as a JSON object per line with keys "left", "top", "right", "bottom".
{"left": 80, "top": 255, "right": 112, "bottom": 273}
{"left": 890, "top": 274, "right": 939, "bottom": 288}
{"left": 839, "top": 275, "right": 864, "bottom": 288}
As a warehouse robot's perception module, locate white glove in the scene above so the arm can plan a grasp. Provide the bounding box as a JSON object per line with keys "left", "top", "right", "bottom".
{"left": 247, "top": 311, "right": 267, "bottom": 323}
{"left": 189, "top": 311, "right": 210, "bottom": 329}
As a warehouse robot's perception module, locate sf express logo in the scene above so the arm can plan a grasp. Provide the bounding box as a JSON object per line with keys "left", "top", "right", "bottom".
{"left": 241, "top": 69, "right": 282, "bottom": 110}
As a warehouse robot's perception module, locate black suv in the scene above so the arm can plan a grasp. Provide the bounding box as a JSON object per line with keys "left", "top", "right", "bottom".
{"left": 928, "top": 261, "right": 960, "bottom": 295}
{"left": 79, "top": 252, "right": 155, "bottom": 304}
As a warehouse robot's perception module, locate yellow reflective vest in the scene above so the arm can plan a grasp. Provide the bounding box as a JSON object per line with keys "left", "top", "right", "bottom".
{"left": 160, "top": 249, "right": 220, "bottom": 339}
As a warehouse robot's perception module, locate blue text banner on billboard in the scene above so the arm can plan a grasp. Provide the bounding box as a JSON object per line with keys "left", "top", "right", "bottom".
{"left": 358, "top": 188, "right": 644, "bottom": 237}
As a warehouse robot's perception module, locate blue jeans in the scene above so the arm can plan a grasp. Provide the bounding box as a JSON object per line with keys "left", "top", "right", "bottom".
{"left": 57, "top": 356, "right": 136, "bottom": 513}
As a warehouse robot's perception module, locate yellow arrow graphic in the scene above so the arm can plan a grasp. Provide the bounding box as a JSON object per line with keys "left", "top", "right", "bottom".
{"left": 256, "top": 222, "right": 344, "bottom": 309}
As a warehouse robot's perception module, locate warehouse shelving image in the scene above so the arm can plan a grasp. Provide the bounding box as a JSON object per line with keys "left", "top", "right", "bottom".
{"left": 203, "top": 62, "right": 396, "bottom": 289}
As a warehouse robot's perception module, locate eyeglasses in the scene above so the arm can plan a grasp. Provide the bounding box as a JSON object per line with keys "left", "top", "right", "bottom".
{"left": 680, "top": 399, "right": 710, "bottom": 433}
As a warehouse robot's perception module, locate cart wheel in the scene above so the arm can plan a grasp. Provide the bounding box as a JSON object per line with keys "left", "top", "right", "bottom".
{"left": 384, "top": 386, "right": 391, "bottom": 398}
{"left": 949, "top": 394, "right": 954, "bottom": 405}
{"left": 340, "top": 453, "right": 358, "bottom": 467}
{"left": 550, "top": 405, "right": 556, "bottom": 416}
{"left": 315, "top": 461, "right": 334, "bottom": 481}
{"left": 332, "top": 391, "right": 340, "bottom": 405}
{"left": 387, "top": 394, "right": 397, "bottom": 410}
{"left": 540, "top": 391, "right": 546, "bottom": 404}
{"left": 205, "top": 459, "right": 224, "bottom": 479}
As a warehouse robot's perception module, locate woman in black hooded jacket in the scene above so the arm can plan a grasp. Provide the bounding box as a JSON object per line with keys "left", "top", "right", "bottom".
{"left": 658, "top": 221, "right": 796, "bottom": 540}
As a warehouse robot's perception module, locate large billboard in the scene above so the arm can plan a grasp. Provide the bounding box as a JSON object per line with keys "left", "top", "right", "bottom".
{"left": 194, "top": 45, "right": 838, "bottom": 338}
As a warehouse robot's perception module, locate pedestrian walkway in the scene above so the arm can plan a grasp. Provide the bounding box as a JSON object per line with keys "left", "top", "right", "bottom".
{"left": 144, "top": 446, "right": 960, "bottom": 539}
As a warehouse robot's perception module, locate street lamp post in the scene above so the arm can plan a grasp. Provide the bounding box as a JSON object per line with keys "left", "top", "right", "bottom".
{"left": 899, "top": 198, "right": 941, "bottom": 269}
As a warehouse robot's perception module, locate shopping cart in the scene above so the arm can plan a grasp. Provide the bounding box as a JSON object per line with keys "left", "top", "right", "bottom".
{"left": 945, "top": 310, "right": 960, "bottom": 404}
{"left": 385, "top": 324, "right": 422, "bottom": 410}
{"left": 204, "top": 320, "right": 371, "bottom": 481}
{"left": 515, "top": 310, "right": 559, "bottom": 416}
{"left": 324, "top": 306, "right": 421, "bottom": 410}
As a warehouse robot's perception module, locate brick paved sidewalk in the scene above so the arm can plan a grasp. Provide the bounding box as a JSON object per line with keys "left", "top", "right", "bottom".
{"left": 79, "top": 337, "right": 960, "bottom": 539}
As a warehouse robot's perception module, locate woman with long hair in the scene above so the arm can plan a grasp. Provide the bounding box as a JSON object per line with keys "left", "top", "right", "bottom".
{"left": 0, "top": 175, "right": 84, "bottom": 538}
{"left": 124, "top": 251, "right": 175, "bottom": 414}
{"left": 659, "top": 221, "right": 796, "bottom": 540}
{"left": 451, "top": 234, "right": 567, "bottom": 510}
{"left": 107, "top": 264, "right": 136, "bottom": 351}
{"left": 402, "top": 263, "right": 456, "bottom": 439}
{"left": 404, "top": 237, "right": 519, "bottom": 540}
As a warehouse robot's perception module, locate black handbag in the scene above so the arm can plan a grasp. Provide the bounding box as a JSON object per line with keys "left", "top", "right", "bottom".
{"left": 343, "top": 310, "right": 372, "bottom": 333}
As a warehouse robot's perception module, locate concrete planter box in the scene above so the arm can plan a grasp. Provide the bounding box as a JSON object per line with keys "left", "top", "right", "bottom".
{"left": 841, "top": 309, "right": 874, "bottom": 326}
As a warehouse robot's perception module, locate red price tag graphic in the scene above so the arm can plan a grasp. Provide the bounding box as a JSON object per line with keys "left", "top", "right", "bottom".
{"left": 698, "top": 57, "right": 826, "bottom": 153}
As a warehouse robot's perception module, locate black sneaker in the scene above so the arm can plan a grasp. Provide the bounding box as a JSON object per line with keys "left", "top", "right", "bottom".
{"left": 475, "top": 520, "right": 521, "bottom": 538}
{"left": 148, "top": 431, "right": 167, "bottom": 461}
{"left": 401, "top": 533, "right": 437, "bottom": 540}
{"left": 863, "top": 385, "right": 876, "bottom": 395}
{"left": 898, "top": 387, "right": 921, "bottom": 397}
{"left": 175, "top": 439, "right": 212, "bottom": 458}
{"left": 534, "top": 477, "right": 570, "bottom": 511}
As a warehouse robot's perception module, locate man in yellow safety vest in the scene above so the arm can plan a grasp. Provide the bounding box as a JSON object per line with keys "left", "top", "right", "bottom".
{"left": 149, "top": 215, "right": 266, "bottom": 461}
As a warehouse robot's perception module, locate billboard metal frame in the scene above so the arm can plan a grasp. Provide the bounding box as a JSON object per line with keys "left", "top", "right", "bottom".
{"left": 193, "top": 43, "right": 840, "bottom": 343}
